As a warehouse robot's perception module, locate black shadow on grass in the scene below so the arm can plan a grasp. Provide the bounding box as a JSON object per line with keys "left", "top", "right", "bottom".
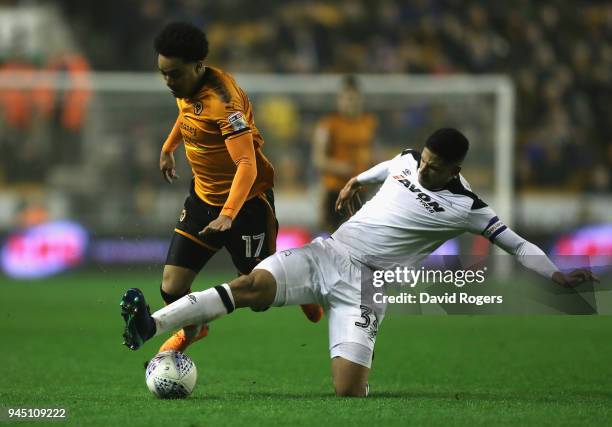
{"left": 369, "top": 390, "right": 612, "bottom": 404}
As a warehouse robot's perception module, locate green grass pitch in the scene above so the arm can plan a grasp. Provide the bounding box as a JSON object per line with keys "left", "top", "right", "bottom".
{"left": 1, "top": 269, "right": 611, "bottom": 426}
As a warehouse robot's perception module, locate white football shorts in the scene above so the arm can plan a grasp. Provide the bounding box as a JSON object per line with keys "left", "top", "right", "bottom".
{"left": 254, "top": 237, "right": 384, "bottom": 368}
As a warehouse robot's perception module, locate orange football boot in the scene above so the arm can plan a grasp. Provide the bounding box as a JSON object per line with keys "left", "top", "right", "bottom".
{"left": 300, "top": 304, "right": 324, "bottom": 323}
{"left": 158, "top": 324, "right": 209, "bottom": 353}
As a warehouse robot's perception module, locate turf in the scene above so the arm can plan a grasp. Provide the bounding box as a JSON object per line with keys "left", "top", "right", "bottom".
{"left": 1, "top": 269, "right": 611, "bottom": 426}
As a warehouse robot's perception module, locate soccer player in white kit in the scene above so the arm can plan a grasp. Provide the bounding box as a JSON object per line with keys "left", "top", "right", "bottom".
{"left": 121, "top": 128, "right": 598, "bottom": 397}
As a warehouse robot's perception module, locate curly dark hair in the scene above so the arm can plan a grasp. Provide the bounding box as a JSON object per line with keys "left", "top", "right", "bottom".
{"left": 154, "top": 22, "right": 209, "bottom": 62}
{"left": 425, "top": 128, "right": 469, "bottom": 163}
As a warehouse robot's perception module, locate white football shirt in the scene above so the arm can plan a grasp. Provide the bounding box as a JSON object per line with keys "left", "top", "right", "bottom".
{"left": 332, "top": 149, "right": 556, "bottom": 278}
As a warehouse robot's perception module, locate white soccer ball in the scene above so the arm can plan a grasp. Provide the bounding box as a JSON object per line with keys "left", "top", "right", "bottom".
{"left": 145, "top": 350, "right": 197, "bottom": 399}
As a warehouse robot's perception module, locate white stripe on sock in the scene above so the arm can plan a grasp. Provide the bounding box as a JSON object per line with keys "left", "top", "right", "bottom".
{"left": 220, "top": 283, "right": 235, "bottom": 309}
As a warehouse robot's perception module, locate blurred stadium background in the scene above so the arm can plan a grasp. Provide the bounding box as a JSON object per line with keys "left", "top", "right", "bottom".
{"left": 0, "top": 0, "right": 610, "bottom": 279}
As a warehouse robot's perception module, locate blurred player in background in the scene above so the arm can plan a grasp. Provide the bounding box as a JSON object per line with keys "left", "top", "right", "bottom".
{"left": 312, "top": 76, "right": 378, "bottom": 232}
{"left": 152, "top": 22, "right": 323, "bottom": 354}
{"left": 122, "top": 127, "right": 599, "bottom": 396}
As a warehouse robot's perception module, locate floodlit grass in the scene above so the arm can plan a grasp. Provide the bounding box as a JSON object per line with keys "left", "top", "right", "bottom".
{"left": 1, "top": 270, "right": 611, "bottom": 426}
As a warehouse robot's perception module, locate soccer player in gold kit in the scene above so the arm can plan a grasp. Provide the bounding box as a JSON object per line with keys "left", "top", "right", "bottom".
{"left": 151, "top": 22, "right": 322, "bottom": 354}
{"left": 313, "top": 76, "right": 378, "bottom": 232}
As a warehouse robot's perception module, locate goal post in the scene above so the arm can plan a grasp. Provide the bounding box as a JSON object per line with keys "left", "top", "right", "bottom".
{"left": 0, "top": 72, "right": 515, "bottom": 233}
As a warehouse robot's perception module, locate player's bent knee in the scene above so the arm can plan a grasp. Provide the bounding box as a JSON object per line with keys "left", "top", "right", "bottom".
{"left": 331, "top": 355, "right": 370, "bottom": 398}
{"left": 161, "top": 265, "right": 197, "bottom": 296}
{"left": 333, "top": 371, "right": 368, "bottom": 397}
{"left": 230, "top": 270, "right": 276, "bottom": 310}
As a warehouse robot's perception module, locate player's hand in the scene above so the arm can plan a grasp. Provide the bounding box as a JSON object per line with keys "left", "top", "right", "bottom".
{"left": 199, "top": 215, "right": 232, "bottom": 235}
{"left": 552, "top": 269, "right": 600, "bottom": 287}
{"left": 160, "top": 151, "right": 179, "bottom": 184}
{"left": 335, "top": 177, "right": 362, "bottom": 216}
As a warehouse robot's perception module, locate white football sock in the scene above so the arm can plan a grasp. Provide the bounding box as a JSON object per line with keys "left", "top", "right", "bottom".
{"left": 152, "top": 283, "right": 235, "bottom": 337}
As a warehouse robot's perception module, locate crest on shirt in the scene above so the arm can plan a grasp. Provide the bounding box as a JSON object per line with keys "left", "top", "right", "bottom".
{"left": 228, "top": 111, "right": 248, "bottom": 132}
{"left": 193, "top": 102, "right": 203, "bottom": 115}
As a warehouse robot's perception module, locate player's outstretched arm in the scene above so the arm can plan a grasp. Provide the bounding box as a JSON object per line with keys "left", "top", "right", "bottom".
{"left": 491, "top": 225, "right": 600, "bottom": 287}
{"left": 468, "top": 209, "right": 600, "bottom": 287}
{"left": 335, "top": 159, "right": 392, "bottom": 214}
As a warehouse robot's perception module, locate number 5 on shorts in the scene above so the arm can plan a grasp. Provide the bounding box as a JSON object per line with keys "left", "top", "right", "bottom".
{"left": 242, "top": 233, "right": 265, "bottom": 258}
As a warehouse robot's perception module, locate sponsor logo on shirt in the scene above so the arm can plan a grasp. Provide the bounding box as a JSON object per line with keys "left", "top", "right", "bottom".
{"left": 392, "top": 175, "right": 445, "bottom": 213}
{"left": 180, "top": 122, "right": 197, "bottom": 136}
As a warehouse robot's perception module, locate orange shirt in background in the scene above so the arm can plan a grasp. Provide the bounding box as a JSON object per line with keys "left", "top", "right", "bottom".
{"left": 318, "top": 113, "right": 378, "bottom": 191}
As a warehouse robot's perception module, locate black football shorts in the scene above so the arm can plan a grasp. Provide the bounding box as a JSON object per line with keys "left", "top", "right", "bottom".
{"left": 165, "top": 180, "right": 278, "bottom": 274}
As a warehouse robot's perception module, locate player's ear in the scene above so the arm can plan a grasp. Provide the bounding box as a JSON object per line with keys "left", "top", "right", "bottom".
{"left": 195, "top": 61, "right": 204, "bottom": 72}
{"left": 453, "top": 165, "right": 461, "bottom": 177}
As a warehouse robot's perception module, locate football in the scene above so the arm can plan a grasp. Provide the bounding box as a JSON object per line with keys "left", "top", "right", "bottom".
{"left": 145, "top": 350, "right": 197, "bottom": 399}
